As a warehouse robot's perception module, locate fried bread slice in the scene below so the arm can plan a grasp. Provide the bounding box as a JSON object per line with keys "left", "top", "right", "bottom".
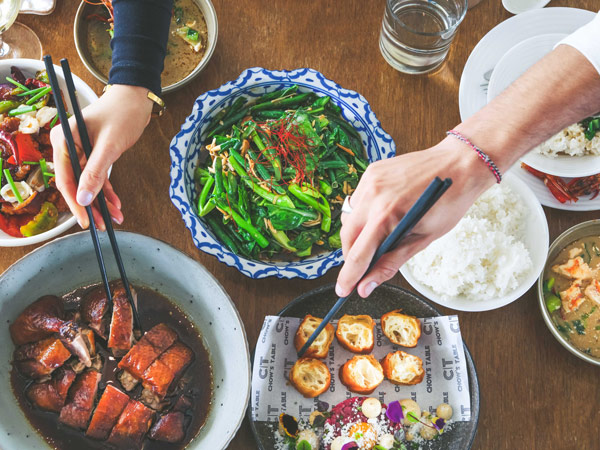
{"left": 381, "top": 310, "right": 421, "bottom": 348}
{"left": 335, "top": 314, "right": 375, "bottom": 354}
{"left": 339, "top": 354, "right": 384, "bottom": 395}
{"left": 381, "top": 350, "right": 424, "bottom": 385}
{"left": 289, "top": 357, "right": 331, "bottom": 398}
{"left": 294, "top": 315, "right": 335, "bottom": 359}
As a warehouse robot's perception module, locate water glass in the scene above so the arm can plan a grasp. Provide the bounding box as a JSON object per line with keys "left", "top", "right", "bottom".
{"left": 379, "top": 0, "right": 468, "bottom": 74}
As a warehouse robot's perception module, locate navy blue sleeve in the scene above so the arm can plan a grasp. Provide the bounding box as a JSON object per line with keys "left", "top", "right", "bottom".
{"left": 108, "top": 0, "right": 173, "bottom": 95}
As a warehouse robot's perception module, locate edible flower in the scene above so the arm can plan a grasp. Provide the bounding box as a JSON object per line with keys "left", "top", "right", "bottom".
{"left": 278, "top": 413, "right": 299, "bottom": 438}
{"left": 432, "top": 416, "right": 446, "bottom": 433}
{"left": 385, "top": 401, "right": 404, "bottom": 423}
{"left": 341, "top": 443, "right": 359, "bottom": 450}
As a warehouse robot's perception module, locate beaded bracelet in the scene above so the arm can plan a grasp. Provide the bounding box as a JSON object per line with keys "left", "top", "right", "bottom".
{"left": 446, "top": 130, "right": 502, "bottom": 183}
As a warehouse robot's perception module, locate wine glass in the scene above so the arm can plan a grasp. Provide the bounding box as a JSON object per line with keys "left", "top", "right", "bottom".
{"left": 0, "top": 0, "right": 42, "bottom": 59}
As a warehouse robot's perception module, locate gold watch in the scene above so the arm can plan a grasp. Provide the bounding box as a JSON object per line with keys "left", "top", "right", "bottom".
{"left": 103, "top": 84, "right": 166, "bottom": 117}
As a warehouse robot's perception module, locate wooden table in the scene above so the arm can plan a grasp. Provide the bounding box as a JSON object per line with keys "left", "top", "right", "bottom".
{"left": 13, "top": 1, "right": 598, "bottom": 448}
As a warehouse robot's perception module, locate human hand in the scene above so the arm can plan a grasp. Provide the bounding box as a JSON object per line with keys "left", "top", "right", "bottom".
{"left": 49, "top": 84, "right": 153, "bottom": 230}
{"left": 335, "top": 138, "right": 495, "bottom": 298}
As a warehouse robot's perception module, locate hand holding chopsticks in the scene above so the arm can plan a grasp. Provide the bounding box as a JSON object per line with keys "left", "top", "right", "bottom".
{"left": 297, "top": 177, "right": 452, "bottom": 358}
{"left": 43, "top": 55, "right": 142, "bottom": 332}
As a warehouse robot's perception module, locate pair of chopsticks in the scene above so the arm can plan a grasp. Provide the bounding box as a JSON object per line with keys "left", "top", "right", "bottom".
{"left": 297, "top": 176, "right": 452, "bottom": 357}
{"left": 43, "top": 56, "right": 142, "bottom": 332}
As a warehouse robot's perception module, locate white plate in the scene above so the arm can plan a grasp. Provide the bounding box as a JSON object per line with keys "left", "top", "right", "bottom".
{"left": 458, "top": 7, "right": 597, "bottom": 210}
{"left": 502, "top": 0, "right": 550, "bottom": 15}
{"left": 400, "top": 171, "right": 549, "bottom": 312}
{"left": 0, "top": 231, "right": 250, "bottom": 449}
{"left": 487, "top": 33, "right": 600, "bottom": 178}
{"left": 20, "top": 0, "right": 56, "bottom": 15}
{"left": 512, "top": 163, "right": 600, "bottom": 211}
{"left": 0, "top": 59, "right": 98, "bottom": 247}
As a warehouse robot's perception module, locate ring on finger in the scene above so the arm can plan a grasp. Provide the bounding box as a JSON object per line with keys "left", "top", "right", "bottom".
{"left": 341, "top": 195, "right": 353, "bottom": 214}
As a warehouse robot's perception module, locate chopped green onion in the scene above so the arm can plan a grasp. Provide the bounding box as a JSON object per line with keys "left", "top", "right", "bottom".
{"left": 26, "top": 86, "right": 51, "bottom": 106}
{"left": 39, "top": 159, "right": 50, "bottom": 189}
{"left": 49, "top": 114, "right": 59, "bottom": 128}
{"left": 17, "top": 86, "right": 46, "bottom": 97}
{"left": 0, "top": 157, "right": 3, "bottom": 185}
{"left": 8, "top": 105, "right": 36, "bottom": 117}
{"left": 42, "top": 172, "right": 55, "bottom": 179}
{"left": 22, "top": 161, "right": 40, "bottom": 165}
{"left": 5, "top": 77, "right": 30, "bottom": 93}
{"left": 187, "top": 27, "right": 199, "bottom": 41}
{"left": 3, "top": 169, "right": 23, "bottom": 203}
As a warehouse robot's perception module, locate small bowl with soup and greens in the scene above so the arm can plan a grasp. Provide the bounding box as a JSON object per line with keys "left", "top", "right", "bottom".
{"left": 74, "top": 0, "right": 217, "bottom": 94}
{"left": 539, "top": 220, "right": 600, "bottom": 366}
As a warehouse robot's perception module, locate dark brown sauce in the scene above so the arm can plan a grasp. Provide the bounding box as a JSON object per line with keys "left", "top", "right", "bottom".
{"left": 10, "top": 285, "right": 213, "bottom": 450}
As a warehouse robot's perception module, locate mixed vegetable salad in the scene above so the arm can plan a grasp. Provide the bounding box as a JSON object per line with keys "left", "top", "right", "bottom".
{"left": 0, "top": 66, "right": 65, "bottom": 238}
{"left": 194, "top": 85, "right": 369, "bottom": 260}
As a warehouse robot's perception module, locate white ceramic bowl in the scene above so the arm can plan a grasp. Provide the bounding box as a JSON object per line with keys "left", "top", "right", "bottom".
{"left": 487, "top": 33, "right": 600, "bottom": 178}
{"left": 400, "top": 171, "right": 549, "bottom": 312}
{"left": 502, "top": 0, "right": 550, "bottom": 15}
{"left": 0, "top": 59, "right": 98, "bottom": 247}
{"left": 0, "top": 231, "right": 250, "bottom": 449}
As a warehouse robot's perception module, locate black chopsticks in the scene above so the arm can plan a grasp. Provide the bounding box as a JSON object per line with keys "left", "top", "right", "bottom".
{"left": 43, "top": 55, "right": 142, "bottom": 332}
{"left": 297, "top": 176, "right": 452, "bottom": 358}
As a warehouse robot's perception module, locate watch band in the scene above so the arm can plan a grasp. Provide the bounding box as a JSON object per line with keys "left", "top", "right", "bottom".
{"left": 103, "top": 84, "right": 166, "bottom": 117}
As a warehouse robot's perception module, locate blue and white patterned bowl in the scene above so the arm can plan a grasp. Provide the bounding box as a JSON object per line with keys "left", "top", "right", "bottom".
{"left": 169, "top": 67, "right": 395, "bottom": 279}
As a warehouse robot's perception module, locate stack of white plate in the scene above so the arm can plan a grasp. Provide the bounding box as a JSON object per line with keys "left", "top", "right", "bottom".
{"left": 458, "top": 7, "right": 600, "bottom": 212}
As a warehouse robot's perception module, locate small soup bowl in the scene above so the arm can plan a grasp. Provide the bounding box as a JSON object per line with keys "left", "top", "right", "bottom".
{"left": 73, "top": 0, "right": 218, "bottom": 94}
{"left": 537, "top": 219, "right": 600, "bottom": 366}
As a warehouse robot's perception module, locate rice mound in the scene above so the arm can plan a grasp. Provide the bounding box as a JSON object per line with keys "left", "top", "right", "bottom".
{"left": 534, "top": 123, "right": 600, "bottom": 158}
{"left": 406, "top": 184, "right": 532, "bottom": 300}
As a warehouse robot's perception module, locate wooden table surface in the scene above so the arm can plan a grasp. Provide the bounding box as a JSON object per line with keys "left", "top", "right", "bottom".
{"left": 12, "top": 1, "right": 598, "bottom": 449}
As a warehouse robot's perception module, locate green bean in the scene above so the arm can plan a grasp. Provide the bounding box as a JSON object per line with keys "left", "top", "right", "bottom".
{"left": 319, "top": 160, "right": 348, "bottom": 170}
{"left": 250, "top": 92, "right": 314, "bottom": 112}
{"left": 222, "top": 96, "right": 247, "bottom": 120}
{"left": 251, "top": 130, "right": 282, "bottom": 181}
{"left": 255, "top": 85, "right": 298, "bottom": 103}
{"left": 208, "top": 108, "right": 249, "bottom": 138}
{"left": 254, "top": 110, "right": 286, "bottom": 120}
{"left": 319, "top": 179, "right": 333, "bottom": 196}
{"left": 206, "top": 215, "right": 240, "bottom": 254}
{"left": 288, "top": 184, "right": 331, "bottom": 232}
{"left": 213, "top": 157, "right": 225, "bottom": 195}
{"left": 215, "top": 198, "right": 269, "bottom": 248}
{"left": 229, "top": 149, "right": 294, "bottom": 208}
{"left": 227, "top": 172, "right": 238, "bottom": 199}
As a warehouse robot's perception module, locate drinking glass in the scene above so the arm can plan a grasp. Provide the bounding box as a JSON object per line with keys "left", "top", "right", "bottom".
{"left": 379, "top": 0, "right": 468, "bottom": 74}
{"left": 0, "top": 0, "right": 43, "bottom": 59}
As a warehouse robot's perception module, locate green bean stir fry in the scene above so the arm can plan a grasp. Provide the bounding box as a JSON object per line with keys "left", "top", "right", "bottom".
{"left": 194, "top": 85, "right": 369, "bottom": 260}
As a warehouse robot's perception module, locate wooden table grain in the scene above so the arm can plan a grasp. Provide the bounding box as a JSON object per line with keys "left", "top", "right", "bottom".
{"left": 13, "top": 1, "right": 599, "bottom": 449}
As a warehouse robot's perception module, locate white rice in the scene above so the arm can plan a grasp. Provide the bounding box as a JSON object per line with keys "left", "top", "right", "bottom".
{"left": 534, "top": 122, "right": 600, "bottom": 157}
{"left": 405, "top": 184, "right": 532, "bottom": 301}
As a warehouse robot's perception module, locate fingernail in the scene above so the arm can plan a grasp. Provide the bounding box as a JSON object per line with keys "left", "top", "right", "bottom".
{"left": 112, "top": 216, "right": 123, "bottom": 225}
{"left": 77, "top": 219, "right": 84, "bottom": 229}
{"left": 364, "top": 281, "right": 378, "bottom": 297}
{"left": 76, "top": 190, "right": 93, "bottom": 207}
{"left": 335, "top": 283, "right": 345, "bottom": 297}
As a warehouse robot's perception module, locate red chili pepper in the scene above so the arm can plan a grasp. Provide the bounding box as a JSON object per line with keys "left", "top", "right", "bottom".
{"left": 14, "top": 133, "right": 42, "bottom": 163}
{"left": 544, "top": 178, "right": 576, "bottom": 203}
{"left": 25, "top": 78, "right": 48, "bottom": 89}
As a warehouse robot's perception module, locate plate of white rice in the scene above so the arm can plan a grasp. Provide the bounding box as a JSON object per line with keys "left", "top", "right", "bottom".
{"left": 400, "top": 171, "right": 549, "bottom": 312}
{"left": 487, "top": 33, "right": 600, "bottom": 178}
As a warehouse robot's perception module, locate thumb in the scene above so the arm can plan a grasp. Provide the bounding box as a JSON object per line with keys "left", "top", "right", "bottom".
{"left": 76, "top": 140, "right": 115, "bottom": 207}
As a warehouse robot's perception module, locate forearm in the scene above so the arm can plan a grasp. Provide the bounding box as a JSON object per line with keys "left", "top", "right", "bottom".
{"left": 109, "top": 0, "right": 174, "bottom": 95}
{"left": 454, "top": 44, "right": 600, "bottom": 172}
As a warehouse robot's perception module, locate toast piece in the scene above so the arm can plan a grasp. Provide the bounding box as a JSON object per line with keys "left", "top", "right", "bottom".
{"left": 289, "top": 358, "right": 331, "bottom": 398}
{"left": 294, "top": 315, "right": 335, "bottom": 359}
{"left": 339, "top": 355, "right": 384, "bottom": 395}
{"left": 381, "top": 350, "right": 424, "bottom": 385}
{"left": 335, "top": 314, "right": 375, "bottom": 354}
{"left": 381, "top": 310, "right": 421, "bottom": 347}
